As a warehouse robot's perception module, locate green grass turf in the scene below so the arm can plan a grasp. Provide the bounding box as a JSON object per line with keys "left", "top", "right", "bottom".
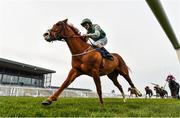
{"left": 0, "top": 97, "right": 180, "bottom": 117}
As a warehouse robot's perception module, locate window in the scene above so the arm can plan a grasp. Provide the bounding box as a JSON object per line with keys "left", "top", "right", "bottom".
{"left": 10, "top": 76, "right": 18, "bottom": 84}
{"left": 0, "top": 72, "right": 45, "bottom": 87}
{"left": 39, "top": 80, "right": 43, "bottom": 87}
{"left": 19, "top": 77, "right": 31, "bottom": 86}
{"left": 2, "top": 74, "right": 10, "bottom": 84}
{"left": 32, "top": 78, "right": 38, "bottom": 86}
{"left": 0, "top": 74, "right": 2, "bottom": 83}
{"left": 44, "top": 74, "right": 52, "bottom": 87}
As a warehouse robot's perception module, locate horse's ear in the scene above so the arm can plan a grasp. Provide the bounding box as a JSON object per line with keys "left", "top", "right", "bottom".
{"left": 63, "top": 19, "right": 68, "bottom": 23}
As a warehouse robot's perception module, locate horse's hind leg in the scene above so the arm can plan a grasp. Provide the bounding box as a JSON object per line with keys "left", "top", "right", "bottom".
{"left": 118, "top": 64, "right": 134, "bottom": 87}
{"left": 107, "top": 71, "right": 126, "bottom": 102}
{"left": 176, "top": 86, "right": 180, "bottom": 99}
{"left": 117, "top": 64, "right": 142, "bottom": 97}
{"left": 175, "top": 88, "right": 180, "bottom": 99}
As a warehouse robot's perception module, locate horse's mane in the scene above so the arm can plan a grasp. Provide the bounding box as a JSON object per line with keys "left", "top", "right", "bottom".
{"left": 67, "top": 23, "right": 87, "bottom": 42}
{"left": 67, "top": 23, "right": 80, "bottom": 35}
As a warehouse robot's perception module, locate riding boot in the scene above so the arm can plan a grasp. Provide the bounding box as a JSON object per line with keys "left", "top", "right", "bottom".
{"left": 100, "top": 47, "right": 113, "bottom": 60}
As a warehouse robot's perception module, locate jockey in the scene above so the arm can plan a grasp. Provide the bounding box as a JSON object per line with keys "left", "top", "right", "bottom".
{"left": 166, "top": 74, "right": 176, "bottom": 81}
{"left": 81, "top": 18, "right": 113, "bottom": 60}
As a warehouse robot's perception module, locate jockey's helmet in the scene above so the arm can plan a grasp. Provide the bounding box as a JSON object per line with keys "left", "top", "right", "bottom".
{"left": 166, "top": 74, "right": 175, "bottom": 81}
{"left": 81, "top": 18, "right": 92, "bottom": 26}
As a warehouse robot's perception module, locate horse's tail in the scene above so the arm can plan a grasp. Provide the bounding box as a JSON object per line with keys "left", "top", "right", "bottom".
{"left": 127, "top": 66, "right": 132, "bottom": 73}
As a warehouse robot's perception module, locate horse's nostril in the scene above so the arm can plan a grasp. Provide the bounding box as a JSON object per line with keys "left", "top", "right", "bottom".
{"left": 44, "top": 33, "right": 49, "bottom": 37}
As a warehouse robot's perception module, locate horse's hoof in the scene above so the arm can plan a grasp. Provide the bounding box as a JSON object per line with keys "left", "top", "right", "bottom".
{"left": 123, "top": 98, "right": 126, "bottom": 102}
{"left": 41, "top": 100, "right": 52, "bottom": 106}
{"left": 136, "top": 90, "right": 142, "bottom": 97}
{"left": 138, "top": 93, "right": 142, "bottom": 97}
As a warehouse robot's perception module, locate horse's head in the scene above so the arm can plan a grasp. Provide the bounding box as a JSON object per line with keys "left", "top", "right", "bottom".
{"left": 43, "top": 19, "right": 70, "bottom": 42}
{"left": 43, "top": 19, "right": 86, "bottom": 43}
{"left": 145, "top": 86, "right": 149, "bottom": 90}
{"left": 128, "top": 87, "right": 131, "bottom": 91}
{"left": 154, "top": 86, "right": 158, "bottom": 91}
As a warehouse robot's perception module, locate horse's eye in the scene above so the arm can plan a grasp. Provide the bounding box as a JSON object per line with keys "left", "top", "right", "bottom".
{"left": 54, "top": 28, "right": 59, "bottom": 31}
{"left": 56, "top": 23, "right": 60, "bottom": 26}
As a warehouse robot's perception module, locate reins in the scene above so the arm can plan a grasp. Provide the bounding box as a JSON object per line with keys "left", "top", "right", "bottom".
{"left": 72, "top": 46, "right": 98, "bottom": 57}
{"left": 65, "top": 35, "right": 97, "bottom": 57}
{"left": 57, "top": 22, "right": 98, "bottom": 57}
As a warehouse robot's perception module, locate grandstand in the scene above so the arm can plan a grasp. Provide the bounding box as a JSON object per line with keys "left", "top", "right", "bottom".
{"left": 0, "top": 58, "right": 55, "bottom": 88}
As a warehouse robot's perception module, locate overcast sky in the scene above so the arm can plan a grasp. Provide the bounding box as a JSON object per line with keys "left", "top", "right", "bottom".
{"left": 0, "top": 0, "right": 179, "bottom": 94}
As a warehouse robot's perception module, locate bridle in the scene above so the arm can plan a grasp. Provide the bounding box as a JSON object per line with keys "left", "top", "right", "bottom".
{"left": 47, "top": 22, "right": 98, "bottom": 57}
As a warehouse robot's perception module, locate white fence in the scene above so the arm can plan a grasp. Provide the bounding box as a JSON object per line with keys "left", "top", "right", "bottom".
{"left": 0, "top": 85, "right": 120, "bottom": 98}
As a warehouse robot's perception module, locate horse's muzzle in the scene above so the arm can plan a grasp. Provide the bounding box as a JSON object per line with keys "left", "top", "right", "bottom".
{"left": 43, "top": 31, "right": 51, "bottom": 42}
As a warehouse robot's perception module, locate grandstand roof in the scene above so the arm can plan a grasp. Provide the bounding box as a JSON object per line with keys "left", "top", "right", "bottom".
{"left": 0, "top": 58, "right": 56, "bottom": 74}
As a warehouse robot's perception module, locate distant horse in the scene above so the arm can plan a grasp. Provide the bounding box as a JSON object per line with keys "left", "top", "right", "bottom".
{"left": 41, "top": 19, "right": 142, "bottom": 106}
{"left": 128, "top": 87, "right": 139, "bottom": 98}
{"left": 154, "top": 85, "right": 168, "bottom": 98}
{"left": 166, "top": 75, "right": 180, "bottom": 99}
{"left": 145, "top": 86, "right": 153, "bottom": 98}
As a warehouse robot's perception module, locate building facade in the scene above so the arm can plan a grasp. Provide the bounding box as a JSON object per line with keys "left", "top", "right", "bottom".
{"left": 0, "top": 58, "right": 55, "bottom": 88}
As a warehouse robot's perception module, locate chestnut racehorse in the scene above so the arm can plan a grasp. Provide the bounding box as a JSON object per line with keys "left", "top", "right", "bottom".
{"left": 42, "top": 19, "right": 142, "bottom": 106}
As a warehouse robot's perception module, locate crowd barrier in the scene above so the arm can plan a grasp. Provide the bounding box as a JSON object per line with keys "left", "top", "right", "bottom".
{"left": 0, "top": 85, "right": 122, "bottom": 98}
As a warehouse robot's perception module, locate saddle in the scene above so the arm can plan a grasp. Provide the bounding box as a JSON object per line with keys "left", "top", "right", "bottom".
{"left": 93, "top": 46, "right": 113, "bottom": 61}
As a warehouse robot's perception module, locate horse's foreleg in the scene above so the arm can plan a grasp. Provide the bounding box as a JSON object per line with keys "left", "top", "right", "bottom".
{"left": 49, "top": 68, "right": 80, "bottom": 100}
{"left": 42, "top": 68, "right": 80, "bottom": 105}
{"left": 149, "top": 93, "right": 151, "bottom": 98}
{"left": 145, "top": 93, "right": 147, "bottom": 98}
{"left": 92, "top": 69, "right": 103, "bottom": 106}
{"left": 150, "top": 91, "right": 153, "bottom": 98}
